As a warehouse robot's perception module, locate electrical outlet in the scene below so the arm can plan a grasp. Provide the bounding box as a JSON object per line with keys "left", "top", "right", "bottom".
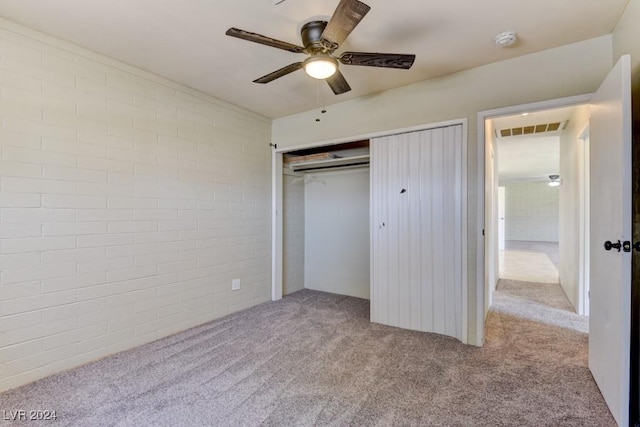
{"left": 232, "top": 279, "right": 241, "bottom": 291}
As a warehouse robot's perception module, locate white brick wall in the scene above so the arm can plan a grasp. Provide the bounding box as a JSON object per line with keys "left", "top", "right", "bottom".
{"left": 0, "top": 19, "right": 272, "bottom": 391}
{"left": 283, "top": 173, "right": 304, "bottom": 295}
{"left": 504, "top": 181, "right": 559, "bottom": 242}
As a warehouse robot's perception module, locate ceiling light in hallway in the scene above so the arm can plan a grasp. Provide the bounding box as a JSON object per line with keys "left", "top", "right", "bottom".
{"left": 548, "top": 174, "right": 560, "bottom": 187}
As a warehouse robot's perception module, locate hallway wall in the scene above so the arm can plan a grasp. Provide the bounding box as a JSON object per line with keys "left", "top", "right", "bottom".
{"left": 504, "top": 182, "right": 559, "bottom": 242}
{"left": 558, "top": 105, "right": 590, "bottom": 312}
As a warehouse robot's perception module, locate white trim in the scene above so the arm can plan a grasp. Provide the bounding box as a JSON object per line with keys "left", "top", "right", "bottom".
{"left": 476, "top": 131, "right": 485, "bottom": 345}
{"left": 578, "top": 124, "right": 590, "bottom": 141}
{"left": 476, "top": 94, "right": 593, "bottom": 346}
{"left": 275, "top": 118, "right": 467, "bottom": 153}
{"left": 460, "top": 120, "right": 469, "bottom": 345}
{"left": 577, "top": 124, "right": 590, "bottom": 316}
{"left": 271, "top": 151, "right": 283, "bottom": 301}
{"left": 477, "top": 94, "right": 593, "bottom": 124}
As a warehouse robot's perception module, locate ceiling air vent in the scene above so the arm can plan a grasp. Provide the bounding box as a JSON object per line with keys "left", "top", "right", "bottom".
{"left": 497, "top": 120, "right": 569, "bottom": 138}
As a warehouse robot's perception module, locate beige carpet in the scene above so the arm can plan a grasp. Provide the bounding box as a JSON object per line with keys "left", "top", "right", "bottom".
{"left": 494, "top": 279, "right": 587, "bottom": 334}
{"left": 500, "top": 250, "right": 560, "bottom": 284}
{"left": 0, "top": 285, "right": 613, "bottom": 426}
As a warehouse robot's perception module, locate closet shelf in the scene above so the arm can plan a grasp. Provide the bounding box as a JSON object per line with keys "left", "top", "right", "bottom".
{"left": 287, "top": 154, "right": 370, "bottom": 172}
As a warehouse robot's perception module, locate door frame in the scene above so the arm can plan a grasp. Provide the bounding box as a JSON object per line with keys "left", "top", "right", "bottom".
{"left": 476, "top": 93, "right": 593, "bottom": 345}
{"left": 271, "top": 150, "right": 284, "bottom": 301}
{"left": 498, "top": 186, "right": 506, "bottom": 252}
{"left": 271, "top": 118, "right": 469, "bottom": 343}
{"left": 578, "top": 124, "right": 590, "bottom": 316}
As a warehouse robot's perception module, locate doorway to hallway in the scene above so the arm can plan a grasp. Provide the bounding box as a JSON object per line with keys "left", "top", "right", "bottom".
{"left": 486, "top": 102, "right": 591, "bottom": 317}
{"left": 479, "top": 56, "right": 633, "bottom": 426}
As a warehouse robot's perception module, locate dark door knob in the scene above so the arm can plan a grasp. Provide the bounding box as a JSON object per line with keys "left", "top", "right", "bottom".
{"left": 604, "top": 240, "right": 622, "bottom": 252}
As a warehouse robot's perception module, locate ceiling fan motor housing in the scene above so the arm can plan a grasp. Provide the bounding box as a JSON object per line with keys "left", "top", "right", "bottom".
{"left": 301, "top": 20, "right": 329, "bottom": 53}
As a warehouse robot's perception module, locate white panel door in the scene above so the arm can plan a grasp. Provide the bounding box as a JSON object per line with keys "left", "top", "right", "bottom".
{"left": 371, "top": 124, "right": 463, "bottom": 341}
{"left": 589, "top": 54, "right": 631, "bottom": 427}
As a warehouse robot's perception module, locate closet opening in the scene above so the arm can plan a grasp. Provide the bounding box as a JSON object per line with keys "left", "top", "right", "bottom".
{"left": 280, "top": 140, "right": 371, "bottom": 299}
{"left": 271, "top": 118, "right": 468, "bottom": 344}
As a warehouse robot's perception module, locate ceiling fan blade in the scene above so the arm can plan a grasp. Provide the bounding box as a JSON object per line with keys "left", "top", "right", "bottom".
{"left": 326, "top": 70, "right": 352, "bottom": 95}
{"left": 321, "top": 0, "right": 371, "bottom": 49}
{"left": 226, "top": 28, "right": 305, "bottom": 54}
{"left": 253, "top": 62, "right": 304, "bottom": 84}
{"left": 339, "top": 52, "right": 416, "bottom": 69}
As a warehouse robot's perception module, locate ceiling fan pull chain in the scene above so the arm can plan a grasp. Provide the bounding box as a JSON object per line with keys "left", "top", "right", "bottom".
{"left": 316, "top": 81, "right": 320, "bottom": 121}
{"left": 320, "top": 82, "right": 326, "bottom": 114}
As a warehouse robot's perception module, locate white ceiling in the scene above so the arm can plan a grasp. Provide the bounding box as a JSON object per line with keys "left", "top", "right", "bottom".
{"left": 493, "top": 106, "right": 581, "bottom": 182}
{"left": 497, "top": 135, "right": 560, "bottom": 183}
{"left": 0, "top": 0, "right": 629, "bottom": 119}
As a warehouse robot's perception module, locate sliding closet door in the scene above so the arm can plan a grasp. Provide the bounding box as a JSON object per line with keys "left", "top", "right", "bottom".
{"left": 371, "top": 124, "right": 463, "bottom": 341}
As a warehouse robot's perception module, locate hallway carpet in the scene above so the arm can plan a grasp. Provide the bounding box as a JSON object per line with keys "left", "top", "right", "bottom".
{"left": 499, "top": 250, "right": 559, "bottom": 284}
{"left": 0, "top": 285, "right": 613, "bottom": 426}
{"left": 494, "top": 278, "right": 588, "bottom": 333}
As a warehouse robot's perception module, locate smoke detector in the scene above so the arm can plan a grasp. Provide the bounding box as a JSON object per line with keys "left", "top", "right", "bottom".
{"left": 495, "top": 31, "right": 517, "bottom": 47}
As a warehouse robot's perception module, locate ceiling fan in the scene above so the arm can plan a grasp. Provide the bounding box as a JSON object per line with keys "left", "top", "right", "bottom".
{"left": 225, "top": 0, "right": 416, "bottom": 95}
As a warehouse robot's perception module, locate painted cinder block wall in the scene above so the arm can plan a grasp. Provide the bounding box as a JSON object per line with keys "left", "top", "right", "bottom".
{"left": 504, "top": 182, "right": 559, "bottom": 243}
{"left": 0, "top": 19, "right": 272, "bottom": 391}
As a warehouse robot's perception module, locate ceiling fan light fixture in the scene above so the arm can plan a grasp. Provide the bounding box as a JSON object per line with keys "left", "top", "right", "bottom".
{"left": 548, "top": 174, "right": 560, "bottom": 187}
{"left": 303, "top": 55, "right": 338, "bottom": 80}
